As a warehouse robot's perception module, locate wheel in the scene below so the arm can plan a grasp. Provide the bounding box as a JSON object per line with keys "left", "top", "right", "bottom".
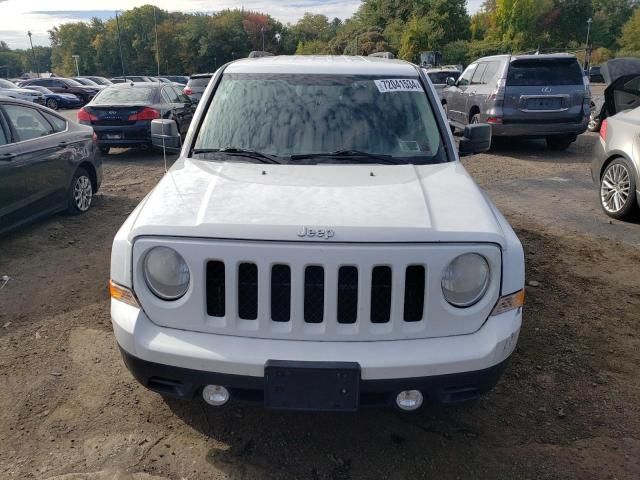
{"left": 470, "top": 113, "right": 481, "bottom": 124}
{"left": 99, "top": 146, "right": 110, "bottom": 155}
{"left": 600, "top": 158, "right": 638, "bottom": 220}
{"left": 46, "top": 98, "right": 58, "bottom": 110}
{"left": 546, "top": 135, "right": 574, "bottom": 151}
{"left": 67, "top": 167, "right": 93, "bottom": 215}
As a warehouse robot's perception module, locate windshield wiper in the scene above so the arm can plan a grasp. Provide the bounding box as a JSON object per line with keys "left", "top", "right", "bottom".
{"left": 192, "top": 147, "right": 282, "bottom": 164}
{"left": 290, "top": 149, "right": 399, "bottom": 164}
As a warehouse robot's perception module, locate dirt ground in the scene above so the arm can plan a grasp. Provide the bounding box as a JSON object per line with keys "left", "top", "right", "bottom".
{"left": 1, "top": 132, "right": 639, "bottom": 479}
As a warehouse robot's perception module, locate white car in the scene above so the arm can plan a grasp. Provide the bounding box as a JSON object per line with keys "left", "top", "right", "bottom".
{"left": 110, "top": 56, "right": 525, "bottom": 412}
{"left": 0, "top": 78, "right": 44, "bottom": 104}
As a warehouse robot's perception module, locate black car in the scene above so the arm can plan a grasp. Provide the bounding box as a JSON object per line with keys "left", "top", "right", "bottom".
{"left": 589, "top": 65, "right": 605, "bottom": 83}
{"left": 0, "top": 97, "right": 102, "bottom": 235}
{"left": 20, "top": 77, "right": 100, "bottom": 105}
{"left": 78, "top": 82, "right": 194, "bottom": 154}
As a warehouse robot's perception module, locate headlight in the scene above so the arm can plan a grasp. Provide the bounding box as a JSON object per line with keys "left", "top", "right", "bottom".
{"left": 143, "top": 246, "right": 190, "bottom": 300}
{"left": 441, "top": 253, "right": 490, "bottom": 308}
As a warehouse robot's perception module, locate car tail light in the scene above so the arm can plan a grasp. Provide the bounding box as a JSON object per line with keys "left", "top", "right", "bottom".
{"left": 488, "top": 78, "right": 506, "bottom": 101}
{"left": 128, "top": 107, "right": 161, "bottom": 121}
{"left": 184, "top": 87, "right": 192, "bottom": 95}
{"left": 600, "top": 119, "right": 608, "bottom": 141}
{"left": 77, "top": 107, "right": 97, "bottom": 123}
{"left": 487, "top": 117, "right": 503, "bottom": 124}
{"left": 92, "top": 132, "right": 97, "bottom": 144}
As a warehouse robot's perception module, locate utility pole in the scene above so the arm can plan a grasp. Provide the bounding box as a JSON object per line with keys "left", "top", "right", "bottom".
{"left": 584, "top": 17, "right": 593, "bottom": 71}
{"left": 153, "top": 6, "right": 160, "bottom": 76}
{"left": 261, "top": 26, "right": 265, "bottom": 51}
{"left": 27, "top": 31, "right": 39, "bottom": 77}
{"left": 72, "top": 55, "right": 80, "bottom": 76}
{"left": 115, "top": 11, "right": 125, "bottom": 76}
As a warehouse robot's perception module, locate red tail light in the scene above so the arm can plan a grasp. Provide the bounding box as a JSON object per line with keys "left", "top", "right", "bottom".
{"left": 92, "top": 132, "right": 97, "bottom": 144}
{"left": 128, "top": 107, "right": 161, "bottom": 121}
{"left": 184, "top": 87, "right": 192, "bottom": 95}
{"left": 77, "top": 107, "right": 97, "bottom": 123}
{"left": 487, "top": 117, "right": 503, "bottom": 124}
{"left": 600, "top": 119, "right": 608, "bottom": 141}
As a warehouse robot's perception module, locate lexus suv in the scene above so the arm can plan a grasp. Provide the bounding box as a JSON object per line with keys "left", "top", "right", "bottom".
{"left": 442, "top": 53, "right": 590, "bottom": 150}
{"left": 110, "top": 56, "right": 525, "bottom": 412}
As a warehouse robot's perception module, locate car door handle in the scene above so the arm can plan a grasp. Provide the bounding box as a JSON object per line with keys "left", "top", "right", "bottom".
{"left": 57, "top": 141, "right": 68, "bottom": 148}
{"left": 0, "top": 152, "right": 16, "bottom": 161}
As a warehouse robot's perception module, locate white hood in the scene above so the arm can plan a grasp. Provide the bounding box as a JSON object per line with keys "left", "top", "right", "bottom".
{"left": 127, "top": 158, "right": 506, "bottom": 245}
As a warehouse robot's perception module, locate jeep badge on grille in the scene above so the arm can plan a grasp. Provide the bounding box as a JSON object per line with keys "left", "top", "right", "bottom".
{"left": 297, "top": 227, "right": 335, "bottom": 239}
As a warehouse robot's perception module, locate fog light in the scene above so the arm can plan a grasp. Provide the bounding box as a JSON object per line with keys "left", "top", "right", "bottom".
{"left": 202, "top": 385, "right": 230, "bottom": 406}
{"left": 396, "top": 390, "right": 423, "bottom": 411}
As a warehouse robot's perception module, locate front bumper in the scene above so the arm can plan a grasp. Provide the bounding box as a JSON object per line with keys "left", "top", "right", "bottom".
{"left": 111, "top": 299, "right": 521, "bottom": 408}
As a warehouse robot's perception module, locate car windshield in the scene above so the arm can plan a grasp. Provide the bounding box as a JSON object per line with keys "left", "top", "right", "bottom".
{"left": 188, "top": 77, "right": 211, "bottom": 88}
{"left": 0, "top": 79, "right": 16, "bottom": 88}
{"left": 193, "top": 73, "right": 447, "bottom": 164}
{"left": 29, "top": 86, "right": 51, "bottom": 93}
{"left": 507, "top": 59, "right": 583, "bottom": 86}
{"left": 77, "top": 78, "right": 98, "bottom": 85}
{"left": 92, "top": 86, "right": 156, "bottom": 104}
{"left": 64, "top": 79, "right": 83, "bottom": 87}
{"left": 428, "top": 71, "right": 459, "bottom": 84}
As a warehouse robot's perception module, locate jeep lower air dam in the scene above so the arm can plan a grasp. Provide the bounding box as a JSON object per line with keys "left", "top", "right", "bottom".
{"left": 110, "top": 56, "right": 525, "bottom": 412}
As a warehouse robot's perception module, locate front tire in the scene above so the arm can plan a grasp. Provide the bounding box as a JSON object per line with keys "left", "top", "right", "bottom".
{"left": 99, "top": 146, "right": 110, "bottom": 155}
{"left": 600, "top": 158, "right": 638, "bottom": 220}
{"left": 46, "top": 98, "right": 59, "bottom": 110}
{"left": 67, "top": 167, "right": 93, "bottom": 215}
{"left": 546, "top": 135, "right": 574, "bottom": 151}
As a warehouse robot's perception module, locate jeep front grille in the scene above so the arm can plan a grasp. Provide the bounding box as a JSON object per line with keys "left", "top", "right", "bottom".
{"left": 207, "top": 262, "right": 426, "bottom": 326}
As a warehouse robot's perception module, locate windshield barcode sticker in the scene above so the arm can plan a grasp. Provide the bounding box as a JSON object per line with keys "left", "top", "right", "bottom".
{"left": 374, "top": 79, "right": 423, "bottom": 93}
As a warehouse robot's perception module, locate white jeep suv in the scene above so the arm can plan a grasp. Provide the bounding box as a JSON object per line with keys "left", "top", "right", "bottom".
{"left": 110, "top": 56, "right": 525, "bottom": 412}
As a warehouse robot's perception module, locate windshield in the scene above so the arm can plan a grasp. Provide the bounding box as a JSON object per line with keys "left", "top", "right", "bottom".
{"left": 28, "top": 86, "right": 51, "bottom": 93}
{"left": 188, "top": 77, "right": 211, "bottom": 88}
{"left": 92, "top": 86, "right": 156, "bottom": 104}
{"left": 193, "top": 73, "right": 446, "bottom": 164}
{"left": 428, "top": 71, "right": 460, "bottom": 84}
{"left": 0, "top": 79, "right": 16, "bottom": 88}
{"left": 64, "top": 79, "right": 83, "bottom": 87}
{"left": 77, "top": 78, "right": 98, "bottom": 85}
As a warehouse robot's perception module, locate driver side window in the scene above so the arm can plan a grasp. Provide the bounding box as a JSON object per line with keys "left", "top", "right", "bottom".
{"left": 458, "top": 64, "right": 477, "bottom": 87}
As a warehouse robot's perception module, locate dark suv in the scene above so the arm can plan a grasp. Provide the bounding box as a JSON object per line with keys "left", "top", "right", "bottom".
{"left": 442, "top": 53, "right": 590, "bottom": 150}
{"left": 20, "top": 78, "right": 100, "bottom": 106}
{"left": 183, "top": 73, "right": 213, "bottom": 103}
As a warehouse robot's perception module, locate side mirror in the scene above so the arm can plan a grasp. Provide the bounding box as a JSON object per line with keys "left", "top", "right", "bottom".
{"left": 446, "top": 77, "right": 457, "bottom": 87}
{"left": 151, "top": 119, "right": 181, "bottom": 151}
{"left": 459, "top": 124, "right": 491, "bottom": 156}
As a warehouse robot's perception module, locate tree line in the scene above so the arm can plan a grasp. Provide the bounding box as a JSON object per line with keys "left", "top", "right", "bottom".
{"left": 1, "top": 0, "right": 639, "bottom": 78}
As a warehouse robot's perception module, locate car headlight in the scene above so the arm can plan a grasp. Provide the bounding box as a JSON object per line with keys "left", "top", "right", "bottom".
{"left": 143, "top": 246, "right": 190, "bottom": 300}
{"left": 441, "top": 253, "right": 490, "bottom": 308}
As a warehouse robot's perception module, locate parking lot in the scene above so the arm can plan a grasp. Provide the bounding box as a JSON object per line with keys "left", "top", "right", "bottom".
{"left": 1, "top": 106, "right": 639, "bottom": 479}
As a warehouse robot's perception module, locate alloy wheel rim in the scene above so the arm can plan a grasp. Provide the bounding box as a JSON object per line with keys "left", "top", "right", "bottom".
{"left": 73, "top": 176, "right": 92, "bottom": 211}
{"left": 47, "top": 99, "right": 57, "bottom": 109}
{"left": 601, "top": 164, "right": 631, "bottom": 213}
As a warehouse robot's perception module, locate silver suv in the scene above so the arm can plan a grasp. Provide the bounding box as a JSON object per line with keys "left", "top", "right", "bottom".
{"left": 443, "top": 53, "right": 590, "bottom": 150}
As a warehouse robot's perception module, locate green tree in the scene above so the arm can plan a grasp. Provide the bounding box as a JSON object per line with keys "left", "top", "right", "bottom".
{"left": 619, "top": 8, "right": 640, "bottom": 53}
{"left": 296, "top": 40, "right": 329, "bottom": 55}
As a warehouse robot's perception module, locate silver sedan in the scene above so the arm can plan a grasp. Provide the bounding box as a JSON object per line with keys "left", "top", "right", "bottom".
{"left": 591, "top": 107, "right": 640, "bottom": 220}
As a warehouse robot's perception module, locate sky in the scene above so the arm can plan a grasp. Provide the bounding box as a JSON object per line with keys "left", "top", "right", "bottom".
{"left": 1, "top": 0, "right": 485, "bottom": 49}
